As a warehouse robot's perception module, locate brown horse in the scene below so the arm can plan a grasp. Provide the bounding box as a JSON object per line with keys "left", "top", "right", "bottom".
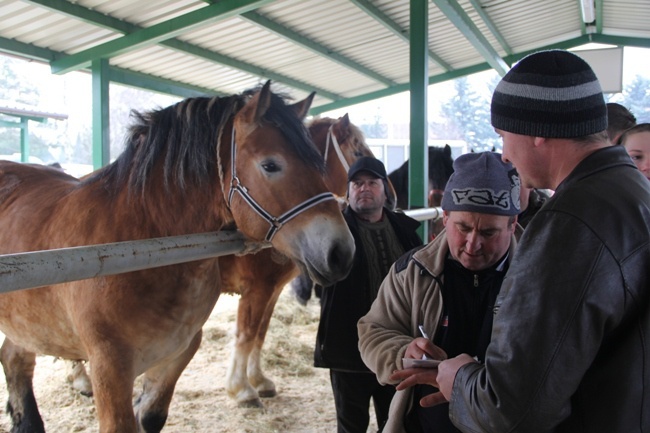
{"left": 66, "top": 114, "right": 382, "bottom": 407}
{"left": 0, "top": 82, "right": 354, "bottom": 433}
{"left": 218, "top": 114, "right": 376, "bottom": 407}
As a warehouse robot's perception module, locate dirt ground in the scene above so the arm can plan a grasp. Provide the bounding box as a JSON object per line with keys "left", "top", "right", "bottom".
{"left": 0, "top": 289, "right": 379, "bottom": 433}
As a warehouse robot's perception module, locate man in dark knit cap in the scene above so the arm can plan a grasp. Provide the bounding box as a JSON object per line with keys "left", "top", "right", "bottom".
{"left": 390, "top": 49, "right": 650, "bottom": 432}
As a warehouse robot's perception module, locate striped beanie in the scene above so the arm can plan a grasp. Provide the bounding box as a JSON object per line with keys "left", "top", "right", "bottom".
{"left": 441, "top": 152, "right": 520, "bottom": 216}
{"left": 491, "top": 50, "right": 607, "bottom": 138}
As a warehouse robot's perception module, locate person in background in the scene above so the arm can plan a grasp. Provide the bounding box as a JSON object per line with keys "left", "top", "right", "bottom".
{"left": 620, "top": 123, "right": 650, "bottom": 181}
{"left": 606, "top": 102, "right": 636, "bottom": 144}
{"left": 314, "top": 156, "right": 422, "bottom": 433}
{"left": 517, "top": 186, "right": 549, "bottom": 229}
{"left": 391, "top": 49, "right": 650, "bottom": 433}
{"left": 358, "top": 151, "right": 522, "bottom": 433}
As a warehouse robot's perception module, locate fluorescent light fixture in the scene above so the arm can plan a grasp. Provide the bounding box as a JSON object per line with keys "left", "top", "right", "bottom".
{"left": 580, "top": 0, "right": 596, "bottom": 23}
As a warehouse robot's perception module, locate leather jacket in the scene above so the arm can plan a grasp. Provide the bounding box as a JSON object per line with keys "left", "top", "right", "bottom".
{"left": 450, "top": 145, "right": 650, "bottom": 432}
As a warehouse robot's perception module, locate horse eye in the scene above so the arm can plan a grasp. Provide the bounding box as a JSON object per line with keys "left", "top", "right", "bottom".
{"left": 354, "top": 151, "right": 364, "bottom": 157}
{"left": 261, "top": 161, "right": 281, "bottom": 173}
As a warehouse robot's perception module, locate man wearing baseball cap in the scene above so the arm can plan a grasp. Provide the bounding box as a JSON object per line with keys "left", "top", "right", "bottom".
{"left": 315, "top": 156, "right": 422, "bottom": 433}
{"left": 358, "top": 151, "right": 523, "bottom": 432}
{"left": 392, "top": 50, "right": 650, "bottom": 432}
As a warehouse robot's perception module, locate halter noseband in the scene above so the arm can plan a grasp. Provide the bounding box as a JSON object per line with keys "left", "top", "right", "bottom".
{"left": 226, "top": 126, "right": 335, "bottom": 242}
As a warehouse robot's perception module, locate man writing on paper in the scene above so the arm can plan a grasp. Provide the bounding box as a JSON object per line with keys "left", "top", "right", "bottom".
{"left": 358, "top": 151, "right": 523, "bottom": 432}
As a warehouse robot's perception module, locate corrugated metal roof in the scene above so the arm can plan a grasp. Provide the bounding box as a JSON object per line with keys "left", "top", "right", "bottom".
{"left": 0, "top": 0, "right": 649, "bottom": 113}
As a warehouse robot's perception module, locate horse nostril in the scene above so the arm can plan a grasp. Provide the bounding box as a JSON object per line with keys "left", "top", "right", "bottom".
{"left": 327, "top": 241, "right": 353, "bottom": 279}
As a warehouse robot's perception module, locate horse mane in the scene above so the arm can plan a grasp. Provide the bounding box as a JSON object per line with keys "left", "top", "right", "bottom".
{"left": 85, "top": 87, "right": 323, "bottom": 196}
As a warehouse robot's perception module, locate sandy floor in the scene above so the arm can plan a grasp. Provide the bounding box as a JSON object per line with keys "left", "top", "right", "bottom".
{"left": 0, "top": 289, "right": 379, "bottom": 433}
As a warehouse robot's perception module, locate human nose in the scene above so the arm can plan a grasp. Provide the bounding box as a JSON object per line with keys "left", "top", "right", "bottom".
{"left": 464, "top": 231, "right": 481, "bottom": 253}
{"left": 640, "top": 159, "right": 650, "bottom": 175}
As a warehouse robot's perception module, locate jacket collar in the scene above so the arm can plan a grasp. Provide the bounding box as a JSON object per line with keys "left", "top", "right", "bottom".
{"left": 556, "top": 145, "right": 636, "bottom": 194}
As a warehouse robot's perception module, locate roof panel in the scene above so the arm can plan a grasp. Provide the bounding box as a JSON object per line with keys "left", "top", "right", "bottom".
{"left": 0, "top": 0, "right": 647, "bottom": 111}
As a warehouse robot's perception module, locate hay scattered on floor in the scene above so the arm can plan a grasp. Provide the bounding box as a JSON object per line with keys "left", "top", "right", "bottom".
{"left": 0, "top": 287, "right": 380, "bottom": 432}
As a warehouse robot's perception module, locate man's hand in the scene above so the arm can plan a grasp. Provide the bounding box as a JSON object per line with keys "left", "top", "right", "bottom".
{"left": 389, "top": 353, "right": 477, "bottom": 408}
{"left": 404, "top": 337, "right": 447, "bottom": 361}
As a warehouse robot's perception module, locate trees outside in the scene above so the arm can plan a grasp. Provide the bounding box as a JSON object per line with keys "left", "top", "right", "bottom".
{"left": 438, "top": 75, "right": 501, "bottom": 152}
{"left": 0, "top": 54, "right": 178, "bottom": 173}
{"left": 611, "top": 75, "right": 650, "bottom": 123}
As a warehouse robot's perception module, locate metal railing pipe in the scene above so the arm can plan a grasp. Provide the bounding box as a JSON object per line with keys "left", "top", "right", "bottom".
{"left": 0, "top": 231, "right": 269, "bottom": 294}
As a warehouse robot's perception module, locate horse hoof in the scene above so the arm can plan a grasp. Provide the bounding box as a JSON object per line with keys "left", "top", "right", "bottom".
{"left": 238, "top": 398, "right": 264, "bottom": 409}
{"left": 258, "top": 389, "right": 277, "bottom": 398}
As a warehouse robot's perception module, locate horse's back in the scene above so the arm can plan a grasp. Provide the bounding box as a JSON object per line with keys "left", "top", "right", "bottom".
{"left": 0, "top": 161, "right": 81, "bottom": 253}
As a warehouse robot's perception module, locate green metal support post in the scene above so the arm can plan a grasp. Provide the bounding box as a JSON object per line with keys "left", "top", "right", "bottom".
{"left": 92, "top": 58, "right": 110, "bottom": 169}
{"left": 409, "top": 0, "right": 429, "bottom": 240}
{"left": 19, "top": 118, "right": 29, "bottom": 162}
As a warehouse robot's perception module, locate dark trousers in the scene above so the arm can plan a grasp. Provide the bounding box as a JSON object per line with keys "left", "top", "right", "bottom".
{"left": 330, "top": 370, "right": 395, "bottom": 433}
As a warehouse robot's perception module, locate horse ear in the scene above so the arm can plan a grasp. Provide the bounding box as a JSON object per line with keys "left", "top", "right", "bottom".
{"left": 250, "top": 80, "right": 272, "bottom": 124}
{"left": 290, "top": 91, "right": 315, "bottom": 120}
{"left": 333, "top": 113, "right": 351, "bottom": 138}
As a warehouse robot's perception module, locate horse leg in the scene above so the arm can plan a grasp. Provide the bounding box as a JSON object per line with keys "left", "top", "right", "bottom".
{"left": 0, "top": 339, "right": 45, "bottom": 433}
{"left": 226, "top": 285, "right": 273, "bottom": 408}
{"left": 67, "top": 360, "right": 93, "bottom": 396}
{"left": 87, "top": 344, "right": 139, "bottom": 433}
{"left": 247, "top": 283, "right": 284, "bottom": 398}
{"left": 133, "top": 330, "right": 202, "bottom": 433}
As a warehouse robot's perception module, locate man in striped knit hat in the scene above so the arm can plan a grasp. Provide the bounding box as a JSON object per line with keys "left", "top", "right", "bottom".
{"left": 390, "top": 50, "right": 650, "bottom": 432}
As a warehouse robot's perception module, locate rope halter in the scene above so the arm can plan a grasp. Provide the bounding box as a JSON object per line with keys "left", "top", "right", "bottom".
{"left": 226, "top": 126, "right": 335, "bottom": 242}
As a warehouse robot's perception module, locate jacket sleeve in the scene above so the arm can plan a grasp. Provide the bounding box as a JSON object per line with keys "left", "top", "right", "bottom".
{"left": 358, "top": 255, "right": 442, "bottom": 385}
{"left": 448, "top": 211, "right": 626, "bottom": 432}
{"left": 358, "top": 262, "right": 415, "bottom": 384}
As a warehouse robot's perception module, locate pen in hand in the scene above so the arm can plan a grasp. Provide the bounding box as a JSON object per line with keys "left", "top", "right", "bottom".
{"left": 418, "top": 325, "right": 430, "bottom": 360}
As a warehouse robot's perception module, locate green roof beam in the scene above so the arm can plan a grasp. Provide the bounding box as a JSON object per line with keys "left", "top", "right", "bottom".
{"left": 242, "top": 11, "right": 397, "bottom": 87}
{"left": 50, "top": 0, "right": 274, "bottom": 74}
{"left": 466, "top": 0, "right": 512, "bottom": 54}
{"left": 0, "top": 36, "right": 60, "bottom": 62}
{"left": 311, "top": 35, "right": 599, "bottom": 115}
{"left": 108, "top": 67, "right": 215, "bottom": 98}
{"left": 349, "top": 0, "right": 452, "bottom": 71}
{"left": 32, "top": 0, "right": 339, "bottom": 100}
{"left": 25, "top": 0, "right": 132, "bottom": 33}
{"left": 431, "top": 0, "right": 509, "bottom": 76}
{"left": 595, "top": 0, "right": 604, "bottom": 34}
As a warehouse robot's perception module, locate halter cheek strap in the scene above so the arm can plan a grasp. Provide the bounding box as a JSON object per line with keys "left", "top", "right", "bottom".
{"left": 226, "top": 127, "right": 335, "bottom": 242}
{"left": 323, "top": 124, "right": 350, "bottom": 173}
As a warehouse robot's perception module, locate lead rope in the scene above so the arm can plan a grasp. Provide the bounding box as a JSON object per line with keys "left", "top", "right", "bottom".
{"left": 226, "top": 126, "right": 336, "bottom": 242}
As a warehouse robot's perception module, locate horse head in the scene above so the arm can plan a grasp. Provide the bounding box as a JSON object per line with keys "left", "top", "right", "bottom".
{"left": 223, "top": 81, "right": 355, "bottom": 286}
{"left": 388, "top": 144, "right": 455, "bottom": 210}
{"left": 308, "top": 114, "right": 397, "bottom": 209}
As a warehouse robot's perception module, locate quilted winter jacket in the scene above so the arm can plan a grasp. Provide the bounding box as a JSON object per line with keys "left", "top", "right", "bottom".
{"left": 358, "top": 228, "right": 521, "bottom": 433}
{"left": 450, "top": 145, "right": 650, "bottom": 433}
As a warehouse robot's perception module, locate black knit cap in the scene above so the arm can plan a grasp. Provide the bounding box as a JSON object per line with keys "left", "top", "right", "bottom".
{"left": 491, "top": 50, "right": 607, "bottom": 138}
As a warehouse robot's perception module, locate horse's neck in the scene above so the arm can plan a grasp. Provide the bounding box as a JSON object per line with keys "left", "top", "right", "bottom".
{"left": 113, "top": 179, "right": 232, "bottom": 238}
